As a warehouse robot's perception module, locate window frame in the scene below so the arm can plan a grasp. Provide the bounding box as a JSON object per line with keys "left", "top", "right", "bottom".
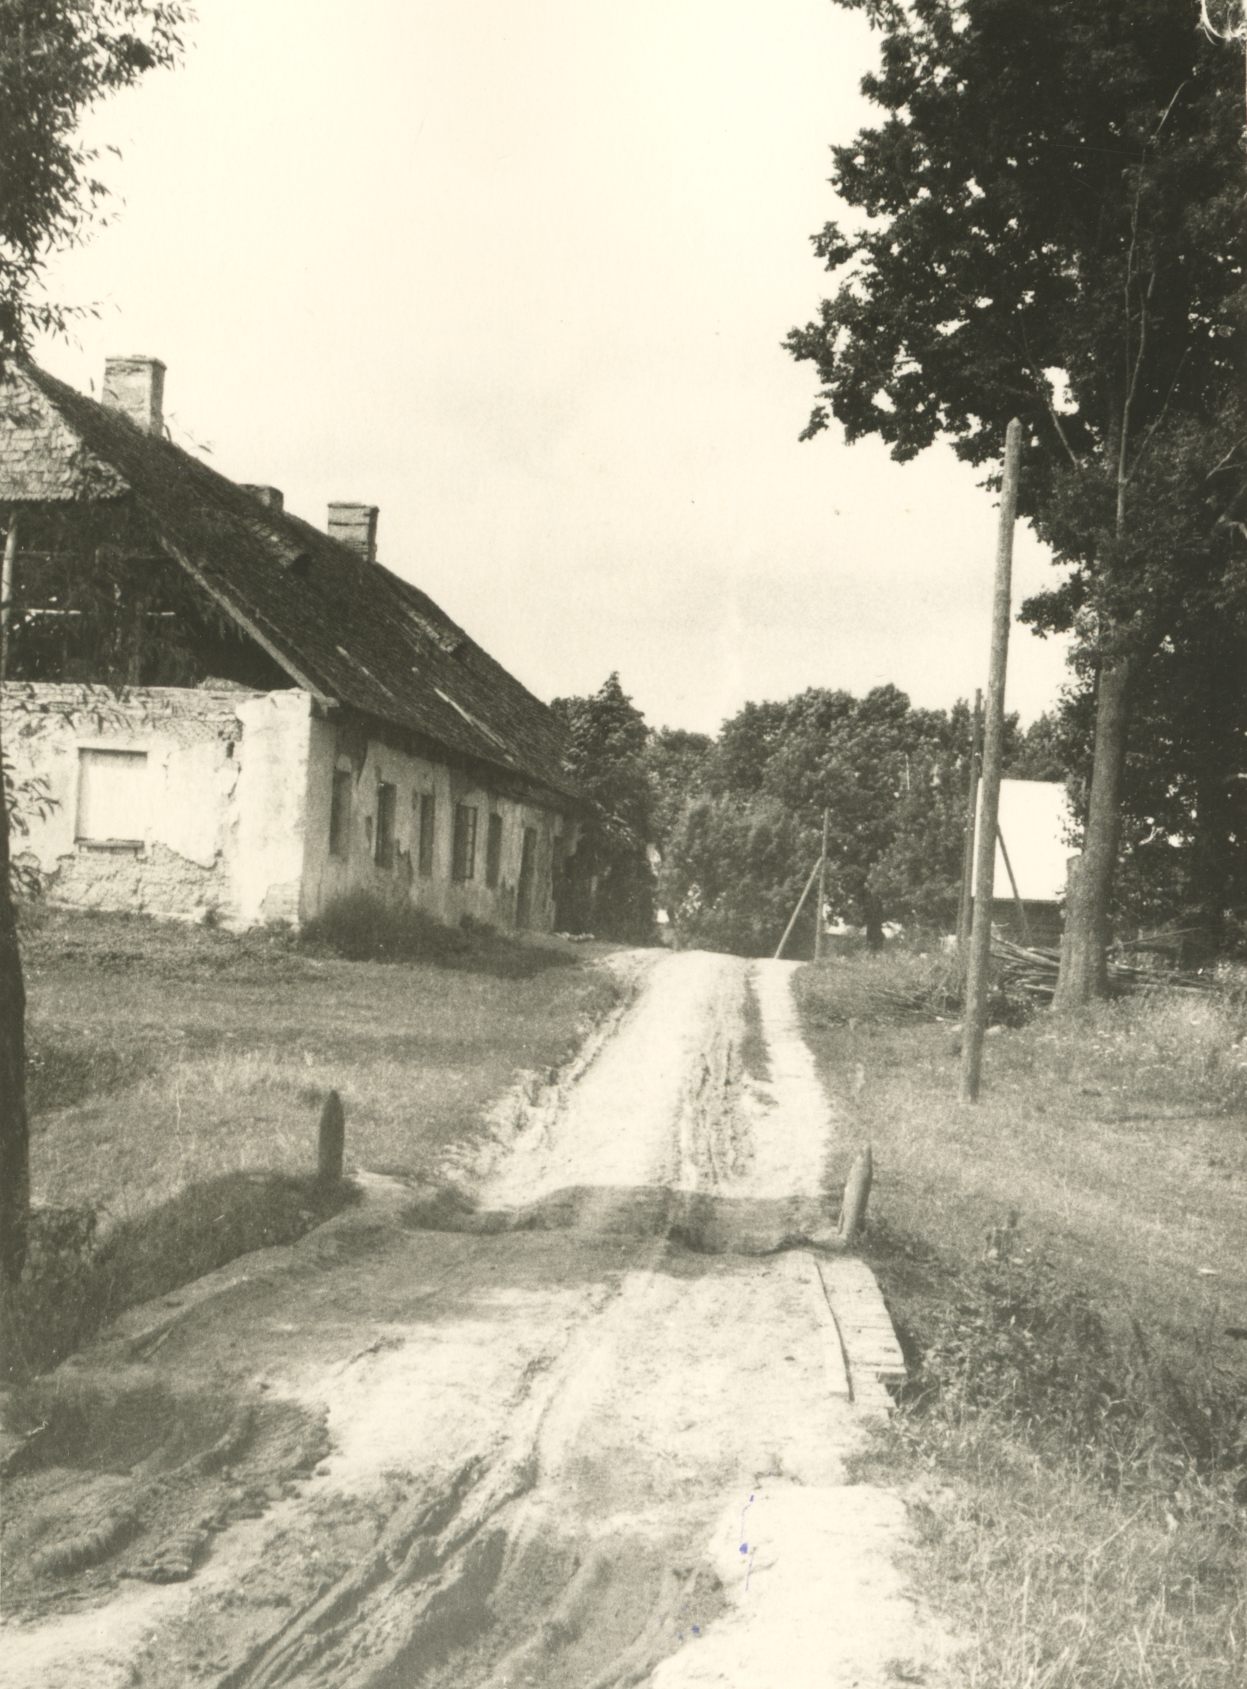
{"left": 374, "top": 780, "right": 397, "bottom": 870}
{"left": 452, "top": 802, "right": 477, "bottom": 882}
{"left": 75, "top": 745, "right": 149, "bottom": 851}
{"left": 417, "top": 791, "right": 436, "bottom": 878}
{"left": 329, "top": 768, "right": 353, "bottom": 858}
{"left": 485, "top": 812, "right": 503, "bottom": 889}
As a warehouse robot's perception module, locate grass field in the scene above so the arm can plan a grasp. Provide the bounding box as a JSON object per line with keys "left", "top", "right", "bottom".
{"left": 22, "top": 907, "right": 620, "bottom": 1218}
{"left": 795, "top": 952, "right": 1247, "bottom": 1689}
{"left": 6, "top": 906, "right": 621, "bottom": 1375}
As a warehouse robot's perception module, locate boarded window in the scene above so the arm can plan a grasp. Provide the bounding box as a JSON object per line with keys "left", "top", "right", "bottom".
{"left": 374, "top": 782, "right": 397, "bottom": 869}
{"left": 485, "top": 813, "right": 503, "bottom": 889}
{"left": 76, "top": 749, "right": 147, "bottom": 846}
{"left": 329, "top": 770, "right": 353, "bottom": 857}
{"left": 417, "top": 792, "right": 436, "bottom": 877}
{"left": 452, "top": 803, "right": 477, "bottom": 882}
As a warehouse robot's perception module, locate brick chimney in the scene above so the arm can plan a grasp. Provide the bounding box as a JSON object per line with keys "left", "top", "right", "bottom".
{"left": 102, "top": 356, "right": 166, "bottom": 436}
{"left": 242, "top": 485, "right": 284, "bottom": 512}
{"left": 327, "top": 502, "right": 378, "bottom": 563}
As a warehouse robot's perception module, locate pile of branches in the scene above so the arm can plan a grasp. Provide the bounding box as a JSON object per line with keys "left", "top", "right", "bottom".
{"left": 992, "top": 937, "right": 1224, "bottom": 1005}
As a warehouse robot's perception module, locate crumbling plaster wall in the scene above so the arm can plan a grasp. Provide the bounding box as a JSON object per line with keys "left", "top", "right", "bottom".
{"left": 302, "top": 711, "right": 574, "bottom": 931}
{"left": 1, "top": 684, "right": 313, "bottom": 926}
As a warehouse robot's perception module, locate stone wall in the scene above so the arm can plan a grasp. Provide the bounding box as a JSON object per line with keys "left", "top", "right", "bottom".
{"left": 1, "top": 684, "right": 312, "bottom": 926}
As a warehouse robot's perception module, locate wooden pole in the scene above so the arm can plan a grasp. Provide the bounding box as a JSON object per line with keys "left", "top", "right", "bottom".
{"left": 960, "top": 419, "right": 1023, "bottom": 1104}
{"left": 813, "top": 809, "right": 829, "bottom": 960}
{"left": 956, "top": 689, "right": 982, "bottom": 955}
{"left": 775, "top": 856, "right": 822, "bottom": 961}
{"left": 996, "top": 824, "right": 1034, "bottom": 948}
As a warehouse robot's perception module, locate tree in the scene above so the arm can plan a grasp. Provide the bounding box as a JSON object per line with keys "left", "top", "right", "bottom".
{"left": 0, "top": 0, "right": 188, "bottom": 1282}
{"left": 663, "top": 684, "right": 982, "bottom": 954}
{"left": 642, "top": 725, "right": 713, "bottom": 853}
{"left": 787, "top": 0, "right": 1243, "bottom": 1004}
{"left": 550, "top": 674, "right": 657, "bottom": 942}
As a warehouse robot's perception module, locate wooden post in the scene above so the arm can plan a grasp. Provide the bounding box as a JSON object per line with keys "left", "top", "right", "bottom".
{"left": 960, "top": 419, "right": 1023, "bottom": 1104}
{"left": 317, "top": 1089, "right": 345, "bottom": 1185}
{"left": 996, "top": 824, "right": 1033, "bottom": 948}
{"left": 775, "top": 856, "right": 822, "bottom": 961}
{"left": 838, "top": 1146, "right": 873, "bottom": 1242}
{"left": 0, "top": 516, "right": 18, "bottom": 681}
{"left": 956, "top": 689, "right": 982, "bottom": 955}
{"left": 813, "top": 809, "right": 829, "bottom": 961}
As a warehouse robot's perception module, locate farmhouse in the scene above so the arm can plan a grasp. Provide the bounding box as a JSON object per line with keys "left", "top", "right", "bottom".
{"left": 0, "top": 357, "right": 583, "bottom": 931}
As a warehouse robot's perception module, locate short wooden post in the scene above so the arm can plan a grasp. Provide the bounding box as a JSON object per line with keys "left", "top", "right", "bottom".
{"left": 317, "top": 1089, "right": 345, "bottom": 1185}
{"left": 838, "top": 1146, "right": 873, "bottom": 1242}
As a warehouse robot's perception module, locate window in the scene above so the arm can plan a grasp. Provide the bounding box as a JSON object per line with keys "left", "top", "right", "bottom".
{"left": 374, "top": 782, "right": 397, "bottom": 869}
{"left": 485, "top": 813, "right": 503, "bottom": 889}
{"left": 417, "top": 792, "right": 436, "bottom": 877}
{"left": 329, "top": 770, "right": 353, "bottom": 857}
{"left": 76, "top": 749, "right": 147, "bottom": 847}
{"left": 452, "top": 803, "right": 477, "bottom": 881}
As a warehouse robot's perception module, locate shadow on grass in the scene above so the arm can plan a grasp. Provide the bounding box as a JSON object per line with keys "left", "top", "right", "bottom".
{"left": 299, "top": 892, "right": 582, "bottom": 979}
{"left": 1, "top": 1172, "right": 358, "bottom": 1383}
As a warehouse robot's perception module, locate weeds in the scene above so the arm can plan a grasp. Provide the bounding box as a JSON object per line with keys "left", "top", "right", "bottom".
{"left": 797, "top": 950, "right": 1247, "bottom": 1688}
{"left": 300, "top": 890, "right": 575, "bottom": 978}
{"left": 1, "top": 1174, "right": 356, "bottom": 1380}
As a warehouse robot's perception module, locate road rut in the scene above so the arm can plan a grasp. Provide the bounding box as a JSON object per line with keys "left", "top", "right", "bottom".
{"left": 3, "top": 953, "right": 945, "bottom": 1688}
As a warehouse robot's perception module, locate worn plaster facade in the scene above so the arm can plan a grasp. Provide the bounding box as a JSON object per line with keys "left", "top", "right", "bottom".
{"left": 1, "top": 356, "right": 585, "bottom": 935}
{"left": 3, "top": 685, "right": 310, "bottom": 926}
{"left": 4, "top": 684, "right": 575, "bottom": 931}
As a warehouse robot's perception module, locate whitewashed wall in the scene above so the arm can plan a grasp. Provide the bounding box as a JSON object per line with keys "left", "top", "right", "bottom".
{"left": 1, "top": 684, "right": 312, "bottom": 926}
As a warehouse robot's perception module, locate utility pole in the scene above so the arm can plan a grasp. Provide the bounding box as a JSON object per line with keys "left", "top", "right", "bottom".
{"left": 960, "top": 419, "right": 1023, "bottom": 1104}
{"left": 956, "top": 689, "right": 982, "bottom": 956}
{"left": 813, "top": 808, "right": 828, "bottom": 960}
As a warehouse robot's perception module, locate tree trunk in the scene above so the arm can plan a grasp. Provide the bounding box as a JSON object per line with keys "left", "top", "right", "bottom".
{"left": 0, "top": 706, "right": 30, "bottom": 1283}
{"left": 1054, "top": 655, "right": 1133, "bottom": 1010}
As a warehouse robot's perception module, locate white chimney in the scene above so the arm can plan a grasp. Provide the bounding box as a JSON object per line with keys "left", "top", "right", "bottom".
{"left": 102, "top": 356, "right": 165, "bottom": 436}
{"left": 327, "top": 502, "right": 378, "bottom": 563}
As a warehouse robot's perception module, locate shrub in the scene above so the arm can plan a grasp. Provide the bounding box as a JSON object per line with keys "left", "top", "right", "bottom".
{"left": 300, "top": 891, "right": 574, "bottom": 978}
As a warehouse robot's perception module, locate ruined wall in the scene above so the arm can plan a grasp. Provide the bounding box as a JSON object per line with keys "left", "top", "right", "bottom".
{"left": 302, "top": 712, "right": 574, "bottom": 932}
{"left": 1, "top": 684, "right": 313, "bottom": 926}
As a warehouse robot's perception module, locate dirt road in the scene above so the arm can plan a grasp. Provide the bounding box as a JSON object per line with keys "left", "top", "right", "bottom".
{"left": 3, "top": 953, "right": 945, "bottom": 1688}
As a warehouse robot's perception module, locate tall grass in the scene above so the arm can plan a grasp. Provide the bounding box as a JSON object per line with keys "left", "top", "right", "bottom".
{"left": 12, "top": 908, "right": 620, "bottom": 1376}
{"left": 796, "top": 954, "right": 1247, "bottom": 1689}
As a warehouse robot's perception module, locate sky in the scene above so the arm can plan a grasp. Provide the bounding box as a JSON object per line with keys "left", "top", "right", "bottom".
{"left": 36, "top": 0, "right": 1073, "bottom": 736}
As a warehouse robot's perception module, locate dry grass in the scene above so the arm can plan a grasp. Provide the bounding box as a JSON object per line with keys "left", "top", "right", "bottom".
{"left": 796, "top": 954, "right": 1247, "bottom": 1689}
{"left": 6, "top": 907, "right": 621, "bottom": 1375}
{"left": 22, "top": 907, "right": 621, "bottom": 1221}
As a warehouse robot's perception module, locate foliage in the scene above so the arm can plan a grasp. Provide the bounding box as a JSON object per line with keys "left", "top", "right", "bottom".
{"left": 661, "top": 793, "right": 810, "bottom": 956}
{"left": 664, "top": 685, "right": 1003, "bottom": 954}
{"left": 0, "top": 0, "right": 189, "bottom": 359}
{"left": 0, "top": 0, "right": 189, "bottom": 1284}
{"left": 642, "top": 725, "right": 712, "bottom": 850}
{"left": 299, "top": 890, "right": 575, "bottom": 979}
{"left": 550, "top": 673, "right": 656, "bottom": 941}
{"left": 787, "top": 0, "right": 1244, "bottom": 1000}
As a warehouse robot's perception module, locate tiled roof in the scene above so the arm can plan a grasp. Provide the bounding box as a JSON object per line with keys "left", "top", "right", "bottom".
{"left": 2, "top": 364, "right": 581, "bottom": 808}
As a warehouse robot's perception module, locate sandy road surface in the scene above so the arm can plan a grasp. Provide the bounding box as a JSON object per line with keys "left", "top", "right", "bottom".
{"left": 3, "top": 953, "right": 945, "bottom": 1688}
